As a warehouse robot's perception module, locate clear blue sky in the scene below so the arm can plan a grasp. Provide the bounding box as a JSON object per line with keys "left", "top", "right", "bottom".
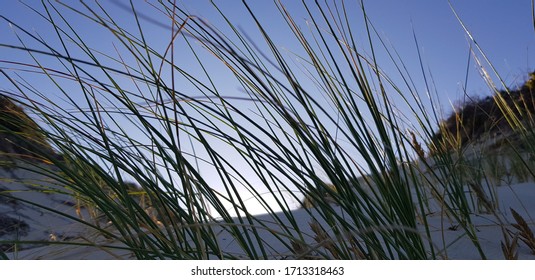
{"left": 2, "top": 1, "right": 533, "bottom": 104}
{"left": 1, "top": 1, "right": 534, "bottom": 214}
{"left": 187, "top": 1, "right": 535, "bottom": 104}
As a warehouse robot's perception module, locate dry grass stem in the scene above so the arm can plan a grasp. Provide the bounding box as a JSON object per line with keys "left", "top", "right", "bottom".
{"left": 309, "top": 220, "right": 340, "bottom": 259}
{"left": 469, "top": 183, "right": 496, "bottom": 214}
{"left": 501, "top": 232, "right": 519, "bottom": 260}
{"left": 510, "top": 208, "right": 535, "bottom": 254}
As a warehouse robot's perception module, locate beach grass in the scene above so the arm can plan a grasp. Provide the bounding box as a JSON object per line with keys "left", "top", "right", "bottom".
{"left": 0, "top": 1, "right": 534, "bottom": 259}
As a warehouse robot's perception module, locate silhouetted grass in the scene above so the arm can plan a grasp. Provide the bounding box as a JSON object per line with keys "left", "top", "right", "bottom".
{"left": 0, "top": 1, "right": 533, "bottom": 259}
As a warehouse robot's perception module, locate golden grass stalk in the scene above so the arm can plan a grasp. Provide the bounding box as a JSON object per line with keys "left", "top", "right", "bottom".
{"left": 469, "top": 182, "right": 496, "bottom": 214}
{"left": 501, "top": 232, "right": 519, "bottom": 260}
{"left": 309, "top": 220, "right": 340, "bottom": 259}
{"left": 510, "top": 208, "right": 535, "bottom": 254}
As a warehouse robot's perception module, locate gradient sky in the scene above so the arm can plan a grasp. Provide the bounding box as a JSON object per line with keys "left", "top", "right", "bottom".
{"left": 1, "top": 1, "right": 534, "bottom": 214}
{"left": 2, "top": 1, "right": 534, "bottom": 102}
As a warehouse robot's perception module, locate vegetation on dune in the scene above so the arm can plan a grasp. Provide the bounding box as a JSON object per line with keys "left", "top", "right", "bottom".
{"left": 431, "top": 72, "right": 535, "bottom": 154}
{"left": 0, "top": 95, "right": 57, "bottom": 163}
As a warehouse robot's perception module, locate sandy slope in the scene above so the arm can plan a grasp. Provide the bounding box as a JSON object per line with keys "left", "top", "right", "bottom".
{"left": 0, "top": 161, "right": 96, "bottom": 255}
{"left": 2, "top": 158, "right": 535, "bottom": 259}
